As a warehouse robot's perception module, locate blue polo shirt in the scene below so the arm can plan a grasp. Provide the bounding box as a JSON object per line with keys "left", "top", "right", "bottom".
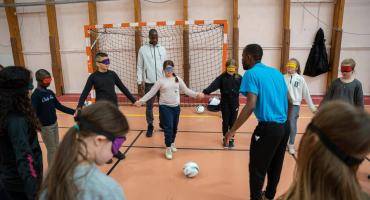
{"left": 240, "top": 62, "right": 288, "bottom": 123}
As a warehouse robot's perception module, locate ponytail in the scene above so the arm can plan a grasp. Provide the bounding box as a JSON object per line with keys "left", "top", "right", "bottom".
{"left": 40, "top": 127, "right": 89, "bottom": 200}
{"left": 173, "top": 73, "right": 179, "bottom": 83}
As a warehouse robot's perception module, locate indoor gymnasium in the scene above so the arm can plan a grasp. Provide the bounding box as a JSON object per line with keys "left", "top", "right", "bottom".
{"left": 0, "top": 0, "right": 369, "bottom": 200}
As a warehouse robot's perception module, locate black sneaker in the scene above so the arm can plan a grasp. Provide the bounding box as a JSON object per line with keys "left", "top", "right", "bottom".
{"left": 228, "top": 138, "right": 235, "bottom": 149}
{"left": 222, "top": 137, "right": 228, "bottom": 149}
{"left": 159, "top": 123, "right": 164, "bottom": 132}
{"left": 146, "top": 125, "right": 154, "bottom": 137}
{"left": 261, "top": 191, "right": 273, "bottom": 200}
{"left": 114, "top": 150, "right": 125, "bottom": 160}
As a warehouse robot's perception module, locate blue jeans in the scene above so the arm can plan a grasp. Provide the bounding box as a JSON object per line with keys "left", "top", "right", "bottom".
{"left": 159, "top": 105, "right": 180, "bottom": 147}
{"left": 288, "top": 105, "right": 300, "bottom": 145}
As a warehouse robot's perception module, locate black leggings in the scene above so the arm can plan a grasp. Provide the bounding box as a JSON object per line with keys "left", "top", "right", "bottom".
{"left": 221, "top": 101, "right": 239, "bottom": 136}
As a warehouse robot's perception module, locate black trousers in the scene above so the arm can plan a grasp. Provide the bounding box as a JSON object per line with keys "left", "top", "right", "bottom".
{"left": 249, "top": 121, "right": 290, "bottom": 200}
{"left": 220, "top": 100, "right": 239, "bottom": 136}
{"left": 145, "top": 83, "right": 160, "bottom": 127}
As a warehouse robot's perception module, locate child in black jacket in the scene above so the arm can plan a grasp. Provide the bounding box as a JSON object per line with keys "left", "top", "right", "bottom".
{"left": 77, "top": 52, "right": 136, "bottom": 109}
{"left": 77, "top": 52, "right": 136, "bottom": 161}
{"left": 202, "top": 59, "right": 241, "bottom": 148}
{"left": 31, "top": 69, "right": 75, "bottom": 164}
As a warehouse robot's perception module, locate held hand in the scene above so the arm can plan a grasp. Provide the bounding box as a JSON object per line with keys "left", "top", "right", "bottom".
{"left": 197, "top": 92, "right": 205, "bottom": 99}
{"left": 134, "top": 101, "right": 143, "bottom": 107}
{"left": 74, "top": 108, "right": 81, "bottom": 121}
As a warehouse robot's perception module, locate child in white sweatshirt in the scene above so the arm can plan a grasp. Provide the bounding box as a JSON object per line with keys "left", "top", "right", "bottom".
{"left": 135, "top": 60, "right": 204, "bottom": 160}
{"left": 285, "top": 58, "right": 317, "bottom": 155}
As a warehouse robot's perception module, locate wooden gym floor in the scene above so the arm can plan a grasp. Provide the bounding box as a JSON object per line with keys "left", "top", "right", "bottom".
{"left": 40, "top": 103, "right": 370, "bottom": 200}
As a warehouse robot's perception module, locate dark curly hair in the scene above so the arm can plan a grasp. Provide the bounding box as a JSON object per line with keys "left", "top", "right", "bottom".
{"left": 0, "top": 66, "right": 40, "bottom": 136}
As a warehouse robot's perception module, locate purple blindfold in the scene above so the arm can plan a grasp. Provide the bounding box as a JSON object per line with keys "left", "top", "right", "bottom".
{"left": 164, "top": 66, "right": 174, "bottom": 72}
{"left": 77, "top": 118, "right": 126, "bottom": 155}
{"left": 98, "top": 59, "right": 110, "bottom": 65}
{"left": 111, "top": 136, "right": 126, "bottom": 155}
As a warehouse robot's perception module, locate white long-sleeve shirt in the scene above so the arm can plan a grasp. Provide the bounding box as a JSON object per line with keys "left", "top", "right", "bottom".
{"left": 137, "top": 43, "right": 167, "bottom": 84}
{"left": 139, "top": 76, "right": 198, "bottom": 107}
{"left": 284, "top": 73, "right": 317, "bottom": 112}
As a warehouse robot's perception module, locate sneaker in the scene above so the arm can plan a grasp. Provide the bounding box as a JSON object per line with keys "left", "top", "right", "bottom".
{"left": 261, "top": 191, "right": 272, "bottom": 200}
{"left": 170, "top": 143, "right": 177, "bottom": 152}
{"left": 159, "top": 123, "right": 164, "bottom": 131}
{"left": 228, "top": 138, "right": 235, "bottom": 149}
{"left": 114, "top": 151, "right": 125, "bottom": 160}
{"left": 222, "top": 137, "right": 229, "bottom": 149}
{"left": 287, "top": 144, "right": 296, "bottom": 155}
{"left": 165, "top": 147, "right": 173, "bottom": 160}
{"left": 106, "top": 159, "right": 113, "bottom": 164}
{"left": 146, "top": 125, "right": 154, "bottom": 137}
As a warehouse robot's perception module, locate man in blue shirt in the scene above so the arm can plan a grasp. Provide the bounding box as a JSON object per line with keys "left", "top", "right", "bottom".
{"left": 225, "top": 44, "right": 290, "bottom": 200}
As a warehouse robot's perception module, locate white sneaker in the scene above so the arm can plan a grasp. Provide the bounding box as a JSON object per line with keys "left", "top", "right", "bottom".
{"left": 288, "top": 144, "right": 296, "bottom": 155}
{"left": 165, "top": 147, "right": 173, "bottom": 160}
{"left": 170, "top": 143, "right": 177, "bottom": 152}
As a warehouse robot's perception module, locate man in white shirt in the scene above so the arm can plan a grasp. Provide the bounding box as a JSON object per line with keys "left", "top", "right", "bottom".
{"left": 137, "top": 29, "right": 167, "bottom": 137}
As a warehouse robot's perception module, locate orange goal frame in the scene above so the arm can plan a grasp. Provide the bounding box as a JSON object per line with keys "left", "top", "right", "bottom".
{"left": 83, "top": 19, "right": 228, "bottom": 102}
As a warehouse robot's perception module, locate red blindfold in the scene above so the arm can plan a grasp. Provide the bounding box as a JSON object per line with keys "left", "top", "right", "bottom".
{"left": 341, "top": 66, "right": 353, "bottom": 72}
{"left": 42, "top": 77, "right": 52, "bottom": 84}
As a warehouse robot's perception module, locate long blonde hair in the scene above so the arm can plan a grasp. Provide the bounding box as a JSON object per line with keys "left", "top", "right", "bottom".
{"left": 282, "top": 101, "right": 370, "bottom": 200}
{"left": 40, "top": 101, "right": 129, "bottom": 200}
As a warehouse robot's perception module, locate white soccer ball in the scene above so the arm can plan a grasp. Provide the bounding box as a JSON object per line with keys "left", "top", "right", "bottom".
{"left": 195, "top": 105, "right": 205, "bottom": 114}
{"left": 84, "top": 101, "right": 92, "bottom": 107}
{"left": 183, "top": 161, "right": 199, "bottom": 178}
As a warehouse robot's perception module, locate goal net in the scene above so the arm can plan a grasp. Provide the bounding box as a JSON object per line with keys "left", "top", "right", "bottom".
{"left": 84, "top": 20, "right": 228, "bottom": 105}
